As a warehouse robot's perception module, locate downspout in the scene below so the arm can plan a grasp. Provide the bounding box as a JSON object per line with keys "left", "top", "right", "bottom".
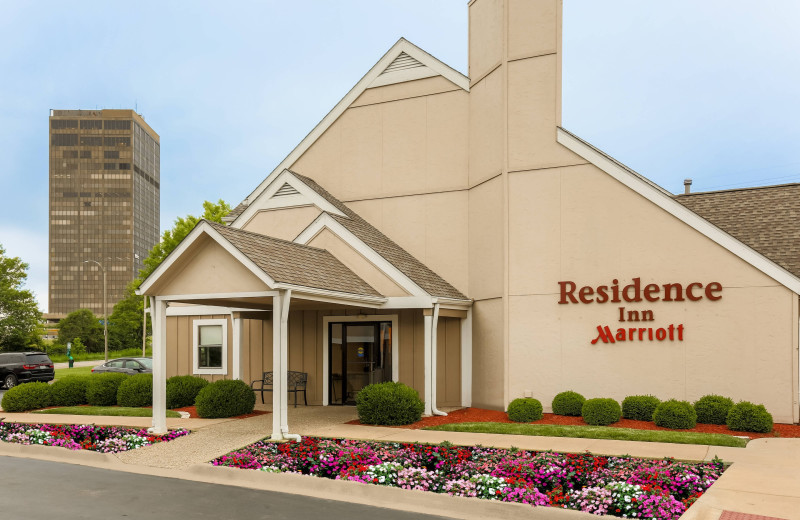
{"left": 279, "top": 289, "right": 301, "bottom": 442}
{"left": 430, "top": 302, "right": 447, "bottom": 416}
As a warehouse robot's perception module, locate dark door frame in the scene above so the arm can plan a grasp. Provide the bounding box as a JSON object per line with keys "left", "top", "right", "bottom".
{"left": 328, "top": 320, "right": 391, "bottom": 405}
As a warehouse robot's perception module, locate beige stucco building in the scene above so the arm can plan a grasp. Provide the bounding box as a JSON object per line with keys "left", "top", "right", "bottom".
{"left": 140, "top": 0, "right": 800, "bottom": 435}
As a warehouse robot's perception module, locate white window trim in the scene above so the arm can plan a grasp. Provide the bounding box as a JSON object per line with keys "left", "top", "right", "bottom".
{"left": 322, "top": 314, "right": 399, "bottom": 406}
{"left": 193, "top": 318, "right": 228, "bottom": 375}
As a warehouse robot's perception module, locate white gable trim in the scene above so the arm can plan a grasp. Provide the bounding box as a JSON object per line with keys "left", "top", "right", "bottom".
{"left": 233, "top": 39, "right": 469, "bottom": 222}
{"left": 557, "top": 127, "right": 800, "bottom": 295}
{"left": 138, "top": 221, "right": 277, "bottom": 295}
{"left": 236, "top": 169, "right": 345, "bottom": 228}
{"left": 294, "top": 213, "right": 429, "bottom": 298}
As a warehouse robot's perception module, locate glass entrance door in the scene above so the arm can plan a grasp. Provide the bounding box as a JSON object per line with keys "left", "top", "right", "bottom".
{"left": 329, "top": 321, "right": 392, "bottom": 405}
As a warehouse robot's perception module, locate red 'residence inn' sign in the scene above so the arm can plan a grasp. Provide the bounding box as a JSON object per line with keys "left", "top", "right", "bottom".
{"left": 558, "top": 277, "right": 722, "bottom": 304}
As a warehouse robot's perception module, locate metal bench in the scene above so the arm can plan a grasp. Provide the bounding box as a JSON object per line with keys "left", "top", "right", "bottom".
{"left": 250, "top": 371, "right": 308, "bottom": 407}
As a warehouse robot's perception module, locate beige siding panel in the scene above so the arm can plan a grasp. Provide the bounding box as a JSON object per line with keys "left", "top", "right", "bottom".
{"left": 242, "top": 206, "right": 322, "bottom": 241}
{"left": 468, "top": 67, "right": 503, "bottom": 186}
{"left": 425, "top": 91, "right": 469, "bottom": 192}
{"left": 352, "top": 76, "right": 461, "bottom": 107}
{"left": 468, "top": 0, "right": 503, "bottom": 82}
{"left": 398, "top": 309, "right": 415, "bottom": 389}
{"left": 166, "top": 316, "right": 179, "bottom": 378}
{"left": 472, "top": 299, "right": 505, "bottom": 410}
{"left": 469, "top": 177, "right": 504, "bottom": 300}
{"left": 444, "top": 317, "right": 462, "bottom": 407}
{"left": 303, "top": 310, "right": 319, "bottom": 404}
{"left": 262, "top": 318, "right": 273, "bottom": 373}
{"left": 507, "top": 0, "right": 558, "bottom": 60}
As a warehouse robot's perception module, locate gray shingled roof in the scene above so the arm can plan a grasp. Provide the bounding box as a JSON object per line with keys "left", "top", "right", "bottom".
{"left": 204, "top": 220, "right": 382, "bottom": 297}
{"left": 289, "top": 172, "right": 469, "bottom": 300}
{"left": 222, "top": 202, "right": 248, "bottom": 222}
{"left": 675, "top": 183, "right": 800, "bottom": 278}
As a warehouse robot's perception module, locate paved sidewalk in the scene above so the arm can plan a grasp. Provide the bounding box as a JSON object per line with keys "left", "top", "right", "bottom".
{"left": 0, "top": 407, "right": 798, "bottom": 519}
{"left": 53, "top": 360, "right": 104, "bottom": 369}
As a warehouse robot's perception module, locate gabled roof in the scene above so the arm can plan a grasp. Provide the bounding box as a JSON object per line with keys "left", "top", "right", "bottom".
{"left": 289, "top": 172, "right": 469, "bottom": 301}
{"left": 230, "top": 38, "right": 469, "bottom": 220}
{"left": 675, "top": 183, "right": 800, "bottom": 278}
{"left": 557, "top": 127, "right": 800, "bottom": 295}
{"left": 204, "top": 221, "right": 382, "bottom": 297}
{"left": 139, "top": 219, "right": 382, "bottom": 300}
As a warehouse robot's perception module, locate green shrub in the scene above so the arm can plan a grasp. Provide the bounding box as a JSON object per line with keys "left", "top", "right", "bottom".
{"left": 552, "top": 391, "right": 585, "bottom": 416}
{"left": 694, "top": 395, "right": 734, "bottom": 425}
{"left": 117, "top": 374, "right": 153, "bottom": 408}
{"left": 166, "top": 375, "right": 209, "bottom": 409}
{"left": 355, "top": 382, "right": 424, "bottom": 426}
{"left": 726, "top": 401, "right": 773, "bottom": 433}
{"left": 653, "top": 399, "right": 697, "bottom": 429}
{"left": 195, "top": 379, "right": 256, "bottom": 418}
{"left": 86, "top": 373, "right": 129, "bottom": 406}
{"left": 507, "top": 398, "right": 543, "bottom": 422}
{"left": 1, "top": 382, "right": 53, "bottom": 412}
{"left": 50, "top": 376, "right": 90, "bottom": 406}
{"left": 582, "top": 398, "right": 622, "bottom": 426}
{"left": 622, "top": 395, "right": 661, "bottom": 421}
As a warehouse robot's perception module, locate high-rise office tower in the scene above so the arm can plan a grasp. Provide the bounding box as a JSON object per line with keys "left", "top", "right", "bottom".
{"left": 48, "top": 109, "right": 160, "bottom": 317}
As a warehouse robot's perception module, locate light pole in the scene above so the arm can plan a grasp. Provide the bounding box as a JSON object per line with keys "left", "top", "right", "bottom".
{"left": 84, "top": 259, "right": 108, "bottom": 362}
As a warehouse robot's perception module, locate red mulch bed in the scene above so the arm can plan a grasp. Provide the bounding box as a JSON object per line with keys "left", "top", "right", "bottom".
{"left": 347, "top": 407, "right": 800, "bottom": 439}
{"left": 171, "top": 406, "right": 269, "bottom": 419}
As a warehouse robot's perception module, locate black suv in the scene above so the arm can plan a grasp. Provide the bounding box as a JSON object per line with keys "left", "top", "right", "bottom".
{"left": 0, "top": 352, "right": 55, "bottom": 389}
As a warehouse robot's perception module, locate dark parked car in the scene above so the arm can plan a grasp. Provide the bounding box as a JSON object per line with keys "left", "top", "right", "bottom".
{"left": 0, "top": 352, "right": 55, "bottom": 389}
{"left": 91, "top": 357, "right": 152, "bottom": 375}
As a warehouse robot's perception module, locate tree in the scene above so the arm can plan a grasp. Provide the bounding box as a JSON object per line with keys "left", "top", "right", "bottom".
{"left": 106, "top": 200, "right": 230, "bottom": 350}
{"left": 108, "top": 279, "right": 149, "bottom": 351}
{"left": 58, "top": 308, "right": 104, "bottom": 353}
{"left": 0, "top": 244, "right": 42, "bottom": 351}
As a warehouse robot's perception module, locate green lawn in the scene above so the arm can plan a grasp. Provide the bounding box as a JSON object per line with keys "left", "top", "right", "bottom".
{"left": 423, "top": 422, "right": 747, "bottom": 448}
{"left": 47, "top": 347, "right": 151, "bottom": 364}
{"left": 54, "top": 366, "right": 96, "bottom": 380}
{"left": 33, "top": 406, "right": 181, "bottom": 418}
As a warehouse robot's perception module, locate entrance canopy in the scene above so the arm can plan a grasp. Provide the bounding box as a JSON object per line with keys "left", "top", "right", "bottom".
{"left": 138, "top": 172, "right": 472, "bottom": 438}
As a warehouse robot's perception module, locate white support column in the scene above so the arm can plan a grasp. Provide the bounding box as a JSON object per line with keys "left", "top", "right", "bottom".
{"left": 423, "top": 312, "right": 433, "bottom": 416}
{"left": 430, "top": 303, "right": 447, "bottom": 416}
{"left": 460, "top": 307, "right": 473, "bottom": 408}
{"left": 149, "top": 296, "right": 167, "bottom": 435}
{"left": 271, "top": 294, "right": 283, "bottom": 440}
{"left": 279, "top": 290, "right": 291, "bottom": 437}
{"left": 231, "top": 313, "right": 243, "bottom": 381}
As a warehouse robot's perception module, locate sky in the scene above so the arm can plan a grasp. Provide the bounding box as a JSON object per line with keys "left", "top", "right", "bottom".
{"left": 1, "top": 0, "right": 798, "bottom": 312}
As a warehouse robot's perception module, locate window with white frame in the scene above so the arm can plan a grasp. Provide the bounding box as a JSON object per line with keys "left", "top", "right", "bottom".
{"left": 193, "top": 319, "right": 227, "bottom": 375}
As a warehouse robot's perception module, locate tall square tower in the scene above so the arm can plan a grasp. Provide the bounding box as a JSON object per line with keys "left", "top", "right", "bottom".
{"left": 48, "top": 109, "right": 160, "bottom": 316}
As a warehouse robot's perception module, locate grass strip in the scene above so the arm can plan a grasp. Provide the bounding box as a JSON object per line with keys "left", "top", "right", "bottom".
{"left": 54, "top": 366, "right": 96, "bottom": 380}
{"left": 47, "top": 348, "right": 152, "bottom": 364}
{"left": 423, "top": 422, "right": 747, "bottom": 448}
{"left": 32, "top": 407, "right": 181, "bottom": 418}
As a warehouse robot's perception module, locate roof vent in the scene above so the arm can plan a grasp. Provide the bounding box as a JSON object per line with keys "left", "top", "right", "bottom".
{"left": 272, "top": 183, "right": 300, "bottom": 197}
{"left": 684, "top": 178, "right": 692, "bottom": 195}
{"left": 381, "top": 52, "right": 424, "bottom": 75}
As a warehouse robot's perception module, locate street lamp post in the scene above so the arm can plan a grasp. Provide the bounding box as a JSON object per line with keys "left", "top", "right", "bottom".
{"left": 84, "top": 260, "right": 108, "bottom": 362}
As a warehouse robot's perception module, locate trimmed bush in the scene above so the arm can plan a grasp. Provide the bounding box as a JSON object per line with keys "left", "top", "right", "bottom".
{"left": 50, "top": 376, "right": 90, "bottom": 406}
{"left": 1, "top": 382, "right": 52, "bottom": 412}
{"left": 356, "top": 382, "right": 424, "bottom": 426}
{"left": 622, "top": 395, "right": 661, "bottom": 422}
{"left": 726, "top": 401, "right": 773, "bottom": 433}
{"left": 653, "top": 399, "right": 697, "bottom": 429}
{"left": 86, "top": 373, "right": 129, "bottom": 406}
{"left": 195, "top": 379, "right": 256, "bottom": 419}
{"left": 582, "top": 398, "right": 622, "bottom": 426}
{"left": 117, "top": 374, "right": 153, "bottom": 408}
{"left": 507, "top": 398, "right": 543, "bottom": 422}
{"left": 552, "top": 391, "right": 585, "bottom": 416}
{"left": 694, "top": 395, "right": 734, "bottom": 425}
{"left": 166, "top": 375, "right": 209, "bottom": 409}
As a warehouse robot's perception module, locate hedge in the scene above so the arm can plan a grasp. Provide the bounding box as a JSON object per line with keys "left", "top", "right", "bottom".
{"left": 166, "top": 375, "right": 209, "bottom": 409}
{"left": 507, "top": 398, "right": 543, "bottom": 422}
{"left": 1, "top": 382, "right": 52, "bottom": 412}
{"left": 116, "top": 374, "right": 153, "bottom": 408}
{"left": 582, "top": 398, "right": 622, "bottom": 426}
{"left": 552, "top": 391, "right": 585, "bottom": 416}
{"left": 653, "top": 399, "right": 697, "bottom": 429}
{"left": 621, "top": 395, "right": 660, "bottom": 422}
{"left": 195, "top": 379, "right": 256, "bottom": 418}
{"left": 356, "top": 382, "right": 424, "bottom": 426}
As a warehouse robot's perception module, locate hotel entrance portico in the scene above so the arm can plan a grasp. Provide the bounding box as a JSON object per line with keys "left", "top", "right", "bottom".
{"left": 138, "top": 174, "right": 473, "bottom": 437}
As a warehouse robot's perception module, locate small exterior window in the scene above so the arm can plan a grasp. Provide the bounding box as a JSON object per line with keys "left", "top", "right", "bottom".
{"left": 193, "top": 319, "right": 227, "bottom": 375}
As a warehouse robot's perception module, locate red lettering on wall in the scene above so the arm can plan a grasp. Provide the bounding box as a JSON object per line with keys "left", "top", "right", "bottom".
{"left": 559, "top": 281, "right": 578, "bottom": 304}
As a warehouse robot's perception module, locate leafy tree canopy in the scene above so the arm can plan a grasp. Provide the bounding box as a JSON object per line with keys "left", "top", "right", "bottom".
{"left": 0, "top": 244, "right": 42, "bottom": 351}
{"left": 57, "top": 308, "right": 104, "bottom": 353}
{"left": 106, "top": 200, "right": 230, "bottom": 350}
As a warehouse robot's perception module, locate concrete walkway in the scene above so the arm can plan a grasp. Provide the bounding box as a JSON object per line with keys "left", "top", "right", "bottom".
{"left": 0, "top": 407, "right": 798, "bottom": 520}
{"left": 53, "top": 360, "right": 104, "bottom": 369}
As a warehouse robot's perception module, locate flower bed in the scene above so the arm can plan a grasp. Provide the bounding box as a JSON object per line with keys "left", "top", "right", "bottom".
{"left": 212, "top": 437, "right": 724, "bottom": 519}
{"left": 0, "top": 421, "right": 189, "bottom": 453}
